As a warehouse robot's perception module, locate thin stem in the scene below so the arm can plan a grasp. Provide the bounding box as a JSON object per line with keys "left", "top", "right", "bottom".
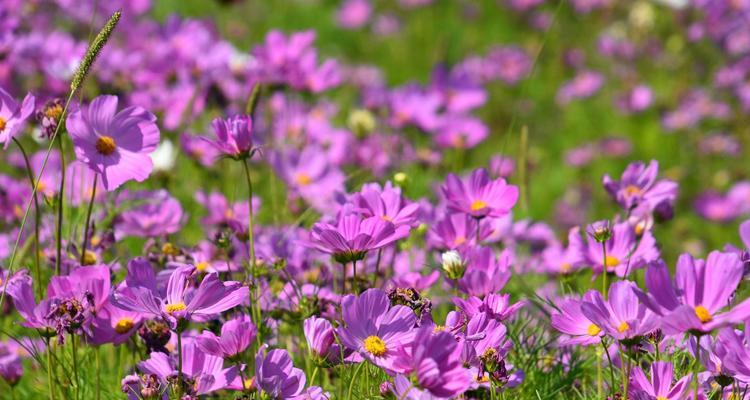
{"left": 241, "top": 158, "right": 256, "bottom": 273}
{"left": 95, "top": 345, "right": 101, "bottom": 400}
{"left": 45, "top": 337, "right": 55, "bottom": 400}
{"left": 373, "top": 249, "right": 383, "bottom": 288}
{"left": 602, "top": 340, "right": 616, "bottom": 397}
{"left": 694, "top": 336, "right": 701, "bottom": 400}
{"left": 347, "top": 362, "right": 366, "bottom": 400}
{"left": 177, "top": 331, "right": 184, "bottom": 398}
{"left": 12, "top": 137, "right": 42, "bottom": 299}
{"left": 310, "top": 366, "right": 319, "bottom": 386}
{"left": 601, "top": 243, "right": 609, "bottom": 300}
{"left": 79, "top": 174, "right": 98, "bottom": 265}
{"left": 55, "top": 135, "right": 66, "bottom": 276}
{"left": 72, "top": 334, "right": 79, "bottom": 400}
{"left": 237, "top": 361, "right": 247, "bottom": 391}
{"left": 352, "top": 260, "right": 358, "bottom": 294}
{"left": 596, "top": 346, "right": 603, "bottom": 399}
{"left": 619, "top": 344, "right": 629, "bottom": 400}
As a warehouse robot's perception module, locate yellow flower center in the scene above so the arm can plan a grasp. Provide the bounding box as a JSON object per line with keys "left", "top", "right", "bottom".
{"left": 624, "top": 185, "right": 642, "bottom": 197}
{"left": 476, "top": 374, "right": 489, "bottom": 383}
{"left": 114, "top": 317, "right": 134, "bottom": 334}
{"left": 587, "top": 324, "right": 601, "bottom": 336}
{"left": 44, "top": 103, "right": 63, "bottom": 120}
{"left": 95, "top": 136, "right": 117, "bottom": 155}
{"left": 694, "top": 305, "right": 712, "bottom": 323}
{"left": 560, "top": 262, "right": 572, "bottom": 273}
{"left": 164, "top": 302, "right": 187, "bottom": 314}
{"left": 161, "top": 243, "right": 179, "bottom": 256}
{"left": 195, "top": 261, "right": 209, "bottom": 272}
{"left": 604, "top": 255, "right": 620, "bottom": 268}
{"left": 363, "top": 335, "right": 387, "bottom": 357}
{"left": 381, "top": 215, "right": 392, "bottom": 222}
{"left": 0, "top": 117, "right": 6, "bottom": 132}
{"left": 433, "top": 325, "right": 446, "bottom": 333}
{"left": 617, "top": 321, "right": 630, "bottom": 333}
{"left": 295, "top": 173, "right": 312, "bottom": 186}
{"left": 470, "top": 200, "right": 487, "bottom": 212}
{"left": 454, "top": 236, "right": 466, "bottom": 246}
{"left": 82, "top": 250, "right": 97, "bottom": 266}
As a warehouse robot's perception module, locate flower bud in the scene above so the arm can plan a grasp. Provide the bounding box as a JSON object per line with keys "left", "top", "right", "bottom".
{"left": 442, "top": 250, "right": 465, "bottom": 280}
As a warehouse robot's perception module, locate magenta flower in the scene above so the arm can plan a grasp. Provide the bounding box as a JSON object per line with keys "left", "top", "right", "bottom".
{"left": 583, "top": 221, "right": 659, "bottom": 277}
{"left": 581, "top": 281, "right": 658, "bottom": 342}
{"left": 138, "top": 338, "right": 238, "bottom": 396}
{"left": 203, "top": 115, "right": 255, "bottom": 159}
{"left": 428, "top": 213, "right": 491, "bottom": 250}
{"left": 442, "top": 168, "right": 519, "bottom": 219}
{"left": 112, "top": 263, "right": 248, "bottom": 329}
{"left": 453, "top": 293, "right": 523, "bottom": 323}
{"left": 196, "top": 315, "right": 256, "bottom": 359}
{"left": 310, "top": 214, "right": 410, "bottom": 263}
{"left": 550, "top": 294, "right": 604, "bottom": 346}
{"left": 67, "top": 95, "right": 160, "bottom": 191}
{"left": 629, "top": 361, "right": 690, "bottom": 400}
{"left": 393, "top": 327, "right": 472, "bottom": 398}
{"left": 337, "top": 289, "right": 416, "bottom": 373}
{"left": 634, "top": 252, "right": 750, "bottom": 335}
{"left": 602, "top": 160, "right": 678, "bottom": 213}
{"left": 116, "top": 190, "right": 184, "bottom": 239}
{"left": 0, "top": 87, "right": 34, "bottom": 148}
{"left": 303, "top": 316, "right": 340, "bottom": 362}
{"left": 351, "top": 182, "right": 421, "bottom": 227}
{"left": 254, "top": 345, "right": 306, "bottom": 399}
{"left": 88, "top": 303, "right": 144, "bottom": 346}
{"left": 456, "top": 247, "right": 512, "bottom": 297}
{"left": 540, "top": 227, "right": 586, "bottom": 275}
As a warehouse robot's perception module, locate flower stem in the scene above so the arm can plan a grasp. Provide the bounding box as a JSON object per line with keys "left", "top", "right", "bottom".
{"left": 694, "top": 335, "right": 701, "bottom": 400}
{"left": 241, "top": 158, "right": 256, "bottom": 274}
{"left": 55, "top": 136, "right": 66, "bottom": 276}
{"left": 45, "top": 337, "right": 55, "bottom": 400}
{"left": 95, "top": 345, "right": 101, "bottom": 400}
{"left": 177, "top": 331, "right": 184, "bottom": 398}
{"left": 12, "top": 137, "right": 42, "bottom": 299}
{"left": 373, "top": 249, "right": 383, "bottom": 288}
{"left": 79, "top": 174, "right": 98, "bottom": 265}
{"left": 347, "top": 362, "right": 366, "bottom": 400}
{"left": 596, "top": 346, "right": 603, "bottom": 399}
{"left": 601, "top": 243, "right": 608, "bottom": 300}
{"left": 71, "top": 334, "right": 79, "bottom": 400}
{"left": 352, "top": 260, "right": 358, "bottom": 294}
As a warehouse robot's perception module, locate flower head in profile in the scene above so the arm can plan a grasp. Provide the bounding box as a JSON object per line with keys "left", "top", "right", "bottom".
{"left": 196, "top": 315, "right": 256, "bottom": 359}
{"left": 634, "top": 252, "right": 750, "bottom": 335}
{"left": 67, "top": 95, "right": 160, "bottom": 191}
{"left": 310, "top": 214, "right": 410, "bottom": 264}
{"left": 203, "top": 115, "right": 255, "bottom": 159}
{"left": 602, "top": 160, "right": 677, "bottom": 213}
{"left": 254, "top": 345, "right": 306, "bottom": 398}
{"left": 629, "top": 361, "right": 690, "bottom": 400}
{"left": 442, "top": 168, "right": 518, "bottom": 219}
{"left": 0, "top": 87, "right": 34, "bottom": 148}
{"left": 337, "top": 289, "right": 416, "bottom": 373}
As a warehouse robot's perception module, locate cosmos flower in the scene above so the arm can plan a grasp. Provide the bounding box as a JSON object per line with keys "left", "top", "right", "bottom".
{"left": 428, "top": 213, "right": 491, "bottom": 250}
{"left": 309, "top": 214, "right": 410, "bottom": 263}
{"left": 111, "top": 263, "right": 248, "bottom": 329}
{"left": 0, "top": 87, "right": 34, "bottom": 148}
{"left": 634, "top": 252, "right": 750, "bottom": 335}
{"left": 303, "top": 316, "right": 341, "bottom": 362}
{"left": 351, "top": 182, "right": 420, "bottom": 227}
{"left": 196, "top": 315, "right": 256, "bottom": 359}
{"left": 337, "top": 289, "right": 416, "bottom": 373}
{"left": 583, "top": 221, "right": 659, "bottom": 278}
{"left": 67, "top": 95, "right": 160, "bottom": 191}
{"left": 116, "top": 190, "right": 184, "bottom": 239}
{"left": 203, "top": 115, "right": 255, "bottom": 159}
{"left": 254, "top": 345, "right": 306, "bottom": 398}
{"left": 442, "top": 168, "right": 519, "bottom": 219}
{"left": 550, "top": 294, "right": 604, "bottom": 346}
{"left": 602, "top": 160, "right": 678, "bottom": 213}
{"left": 580, "top": 281, "right": 659, "bottom": 342}
{"left": 138, "top": 338, "right": 238, "bottom": 396}
{"left": 629, "top": 361, "right": 690, "bottom": 400}
{"left": 392, "top": 327, "right": 472, "bottom": 398}
{"left": 456, "top": 247, "right": 513, "bottom": 297}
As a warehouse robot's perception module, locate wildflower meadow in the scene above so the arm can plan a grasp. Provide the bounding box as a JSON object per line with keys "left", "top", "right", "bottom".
{"left": 2, "top": 0, "right": 750, "bottom": 399}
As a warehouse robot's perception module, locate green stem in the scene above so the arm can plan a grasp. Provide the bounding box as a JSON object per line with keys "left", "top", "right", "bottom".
{"left": 694, "top": 336, "right": 701, "bottom": 400}
{"left": 79, "top": 174, "right": 98, "bottom": 265}
{"left": 177, "top": 331, "right": 183, "bottom": 398}
{"left": 347, "top": 362, "right": 366, "bottom": 400}
{"left": 602, "top": 340, "right": 616, "bottom": 397}
{"left": 46, "top": 337, "right": 55, "bottom": 400}
{"left": 241, "top": 158, "right": 256, "bottom": 274}
{"left": 55, "top": 135, "right": 66, "bottom": 276}
{"left": 596, "top": 346, "right": 603, "bottom": 399}
{"left": 352, "top": 260, "right": 358, "bottom": 294}
{"left": 373, "top": 249, "right": 383, "bottom": 288}
{"left": 601, "top": 243, "right": 608, "bottom": 299}
{"left": 12, "top": 137, "right": 42, "bottom": 299}
{"left": 71, "top": 334, "right": 79, "bottom": 400}
{"left": 310, "top": 366, "right": 319, "bottom": 386}
{"left": 95, "top": 346, "right": 100, "bottom": 400}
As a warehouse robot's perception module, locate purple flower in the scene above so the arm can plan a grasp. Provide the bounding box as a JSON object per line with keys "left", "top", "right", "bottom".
{"left": 303, "top": 316, "right": 340, "bottom": 362}
{"left": 393, "top": 327, "right": 472, "bottom": 398}
{"left": 0, "top": 343, "right": 22, "bottom": 386}
{"left": 629, "top": 361, "right": 690, "bottom": 400}
{"left": 434, "top": 115, "right": 489, "bottom": 149}
{"left": 556, "top": 70, "right": 604, "bottom": 104}
{"left": 88, "top": 303, "right": 144, "bottom": 345}
{"left": 550, "top": 294, "right": 604, "bottom": 346}
{"left": 428, "top": 213, "right": 490, "bottom": 250}
{"left": 456, "top": 247, "right": 512, "bottom": 297}
{"left": 203, "top": 115, "right": 254, "bottom": 159}
{"left": 116, "top": 190, "right": 184, "bottom": 239}
{"left": 337, "top": 0, "right": 372, "bottom": 29}
{"left": 442, "top": 168, "right": 519, "bottom": 219}
{"left": 581, "top": 281, "right": 659, "bottom": 341}
{"left": 138, "top": 338, "right": 238, "bottom": 395}
{"left": 67, "top": 95, "right": 160, "bottom": 191}
{"left": 602, "top": 160, "right": 678, "bottom": 213}
{"left": 272, "top": 146, "right": 346, "bottom": 213}
{"left": 310, "top": 214, "right": 410, "bottom": 263}
{"left": 0, "top": 87, "right": 34, "bottom": 148}
{"left": 583, "top": 221, "right": 659, "bottom": 277}
{"left": 337, "top": 288, "right": 416, "bottom": 373}
{"left": 196, "top": 315, "right": 256, "bottom": 359}
{"left": 351, "top": 182, "right": 420, "bottom": 227}
{"left": 255, "top": 345, "right": 306, "bottom": 399}
{"left": 453, "top": 293, "right": 523, "bottom": 323}
{"left": 112, "top": 262, "right": 248, "bottom": 329}
{"left": 635, "top": 252, "right": 750, "bottom": 335}
{"left": 540, "top": 227, "right": 586, "bottom": 275}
